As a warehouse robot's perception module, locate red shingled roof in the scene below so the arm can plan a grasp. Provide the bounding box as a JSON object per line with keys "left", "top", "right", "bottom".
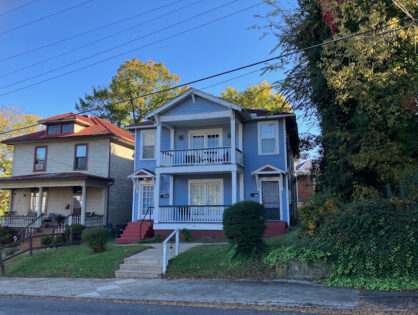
{"left": 2, "top": 113, "right": 134, "bottom": 144}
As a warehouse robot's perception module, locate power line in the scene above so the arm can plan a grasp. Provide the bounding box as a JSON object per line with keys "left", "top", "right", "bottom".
{"left": 0, "top": 1, "right": 261, "bottom": 96}
{"left": 0, "top": 0, "right": 204, "bottom": 79}
{"left": 0, "top": 0, "right": 94, "bottom": 36}
{"left": 0, "top": 0, "right": 241, "bottom": 90}
{"left": 0, "top": 0, "right": 181, "bottom": 63}
{"left": 0, "top": 0, "right": 39, "bottom": 18}
{"left": 0, "top": 17, "right": 412, "bottom": 137}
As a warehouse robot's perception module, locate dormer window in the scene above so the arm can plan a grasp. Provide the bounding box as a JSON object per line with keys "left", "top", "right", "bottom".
{"left": 61, "top": 124, "right": 74, "bottom": 134}
{"left": 47, "top": 125, "right": 59, "bottom": 134}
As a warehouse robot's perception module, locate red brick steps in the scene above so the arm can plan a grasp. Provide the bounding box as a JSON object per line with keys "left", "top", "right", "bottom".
{"left": 115, "top": 220, "right": 154, "bottom": 244}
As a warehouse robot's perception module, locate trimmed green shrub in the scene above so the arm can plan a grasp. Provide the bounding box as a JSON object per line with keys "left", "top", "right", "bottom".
{"left": 181, "top": 228, "right": 192, "bottom": 241}
{"left": 65, "top": 224, "right": 86, "bottom": 242}
{"left": 53, "top": 235, "right": 64, "bottom": 244}
{"left": 223, "top": 201, "right": 266, "bottom": 257}
{"left": 0, "top": 226, "right": 12, "bottom": 245}
{"left": 40, "top": 236, "right": 54, "bottom": 246}
{"left": 82, "top": 227, "right": 109, "bottom": 253}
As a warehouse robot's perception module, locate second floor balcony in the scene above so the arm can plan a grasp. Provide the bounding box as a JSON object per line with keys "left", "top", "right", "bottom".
{"left": 160, "top": 147, "right": 243, "bottom": 167}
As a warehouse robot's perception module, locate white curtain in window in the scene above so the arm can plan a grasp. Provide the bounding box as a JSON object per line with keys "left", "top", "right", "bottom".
{"left": 261, "top": 123, "right": 276, "bottom": 153}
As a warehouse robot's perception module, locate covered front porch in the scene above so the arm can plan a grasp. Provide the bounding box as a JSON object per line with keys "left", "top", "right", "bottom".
{"left": 0, "top": 173, "right": 113, "bottom": 228}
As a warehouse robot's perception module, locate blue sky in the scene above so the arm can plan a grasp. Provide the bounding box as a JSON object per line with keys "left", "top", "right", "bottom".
{"left": 0, "top": 0, "right": 318, "bottom": 151}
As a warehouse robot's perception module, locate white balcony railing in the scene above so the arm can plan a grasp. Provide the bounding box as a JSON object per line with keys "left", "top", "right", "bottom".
{"left": 158, "top": 205, "right": 228, "bottom": 223}
{"left": 160, "top": 147, "right": 243, "bottom": 166}
{"left": 66, "top": 215, "right": 104, "bottom": 227}
{"left": 0, "top": 215, "right": 40, "bottom": 228}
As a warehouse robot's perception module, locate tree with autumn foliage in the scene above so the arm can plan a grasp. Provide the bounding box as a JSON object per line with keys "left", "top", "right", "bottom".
{"left": 220, "top": 80, "right": 292, "bottom": 113}
{"left": 76, "top": 59, "right": 188, "bottom": 127}
{"left": 0, "top": 107, "right": 41, "bottom": 214}
{"left": 260, "top": 0, "right": 417, "bottom": 200}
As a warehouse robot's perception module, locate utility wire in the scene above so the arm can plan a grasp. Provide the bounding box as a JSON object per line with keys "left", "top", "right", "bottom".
{"left": 0, "top": 0, "right": 39, "bottom": 18}
{"left": 0, "top": 17, "right": 413, "bottom": 137}
{"left": 0, "top": 1, "right": 260, "bottom": 96}
{"left": 0, "top": 0, "right": 240, "bottom": 90}
{"left": 0, "top": 0, "right": 181, "bottom": 63}
{"left": 0, "top": 0, "right": 94, "bottom": 36}
{"left": 0, "top": 0, "right": 203, "bottom": 79}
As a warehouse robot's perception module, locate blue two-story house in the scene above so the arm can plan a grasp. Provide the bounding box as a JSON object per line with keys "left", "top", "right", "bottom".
{"left": 116, "top": 88, "right": 299, "bottom": 243}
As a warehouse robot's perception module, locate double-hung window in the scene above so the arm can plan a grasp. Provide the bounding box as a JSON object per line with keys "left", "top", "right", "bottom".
{"left": 141, "top": 130, "right": 155, "bottom": 159}
{"left": 34, "top": 146, "right": 47, "bottom": 171}
{"left": 258, "top": 121, "right": 279, "bottom": 154}
{"left": 74, "top": 144, "right": 88, "bottom": 170}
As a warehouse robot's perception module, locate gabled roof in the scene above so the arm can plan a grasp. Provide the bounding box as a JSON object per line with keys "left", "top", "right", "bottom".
{"left": 251, "top": 164, "right": 286, "bottom": 176}
{"left": 145, "top": 88, "right": 243, "bottom": 120}
{"left": 128, "top": 168, "right": 156, "bottom": 179}
{"left": 2, "top": 113, "right": 134, "bottom": 145}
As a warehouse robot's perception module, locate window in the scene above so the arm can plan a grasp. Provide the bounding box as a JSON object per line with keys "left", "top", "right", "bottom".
{"left": 141, "top": 130, "right": 155, "bottom": 159}
{"left": 189, "top": 179, "right": 223, "bottom": 205}
{"left": 258, "top": 121, "right": 278, "bottom": 154}
{"left": 47, "top": 125, "right": 59, "bottom": 134}
{"left": 61, "top": 124, "right": 74, "bottom": 133}
{"left": 34, "top": 146, "right": 47, "bottom": 171}
{"left": 189, "top": 129, "right": 222, "bottom": 149}
{"left": 74, "top": 144, "right": 87, "bottom": 170}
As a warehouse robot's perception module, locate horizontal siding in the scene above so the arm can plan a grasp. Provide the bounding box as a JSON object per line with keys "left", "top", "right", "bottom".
{"left": 108, "top": 142, "right": 134, "bottom": 226}
{"left": 11, "top": 138, "right": 110, "bottom": 178}
{"left": 163, "top": 95, "right": 225, "bottom": 115}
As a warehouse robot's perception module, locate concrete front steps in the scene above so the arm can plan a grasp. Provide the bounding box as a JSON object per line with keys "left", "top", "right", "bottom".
{"left": 115, "top": 243, "right": 202, "bottom": 279}
{"left": 115, "top": 220, "right": 154, "bottom": 244}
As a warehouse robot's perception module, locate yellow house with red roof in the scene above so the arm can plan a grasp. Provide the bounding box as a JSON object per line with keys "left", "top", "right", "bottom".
{"left": 0, "top": 113, "right": 134, "bottom": 230}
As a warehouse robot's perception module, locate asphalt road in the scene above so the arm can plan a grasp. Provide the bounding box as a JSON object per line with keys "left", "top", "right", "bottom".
{"left": 0, "top": 297, "right": 338, "bottom": 315}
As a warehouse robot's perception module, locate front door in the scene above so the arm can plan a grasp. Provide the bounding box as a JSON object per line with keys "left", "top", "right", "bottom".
{"left": 262, "top": 181, "right": 280, "bottom": 220}
{"left": 189, "top": 180, "right": 222, "bottom": 221}
{"left": 139, "top": 184, "right": 154, "bottom": 218}
{"left": 72, "top": 195, "right": 82, "bottom": 215}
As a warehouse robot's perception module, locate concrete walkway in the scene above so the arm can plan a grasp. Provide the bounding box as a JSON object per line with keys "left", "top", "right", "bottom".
{"left": 0, "top": 277, "right": 416, "bottom": 312}
{"left": 115, "top": 243, "right": 202, "bottom": 278}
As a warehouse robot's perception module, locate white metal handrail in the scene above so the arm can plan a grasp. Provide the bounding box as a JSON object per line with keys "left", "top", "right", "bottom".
{"left": 162, "top": 228, "right": 179, "bottom": 274}
{"left": 160, "top": 147, "right": 231, "bottom": 166}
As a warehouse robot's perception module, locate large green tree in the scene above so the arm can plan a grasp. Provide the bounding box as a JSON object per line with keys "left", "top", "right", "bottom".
{"left": 0, "top": 107, "right": 40, "bottom": 214}
{"left": 260, "top": 0, "right": 417, "bottom": 200}
{"left": 220, "top": 80, "right": 292, "bottom": 113}
{"left": 76, "top": 59, "right": 188, "bottom": 127}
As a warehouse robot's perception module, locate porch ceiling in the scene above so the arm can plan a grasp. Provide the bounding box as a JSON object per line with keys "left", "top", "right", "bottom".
{"left": 0, "top": 172, "right": 113, "bottom": 189}
{"left": 161, "top": 116, "right": 231, "bottom": 128}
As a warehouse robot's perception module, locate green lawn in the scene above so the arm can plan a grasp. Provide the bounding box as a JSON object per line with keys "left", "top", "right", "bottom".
{"left": 4, "top": 242, "right": 148, "bottom": 278}
{"left": 165, "top": 230, "right": 299, "bottom": 279}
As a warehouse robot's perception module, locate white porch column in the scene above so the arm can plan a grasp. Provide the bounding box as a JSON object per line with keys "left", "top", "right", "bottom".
{"left": 155, "top": 116, "right": 161, "bottom": 167}
{"left": 230, "top": 110, "right": 236, "bottom": 164}
{"left": 154, "top": 172, "right": 160, "bottom": 223}
{"left": 36, "top": 187, "right": 43, "bottom": 217}
{"left": 169, "top": 175, "right": 174, "bottom": 205}
{"left": 239, "top": 173, "right": 244, "bottom": 201}
{"left": 232, "top": 170, "right": 237, "bottom": 204}
{"left": 81, "top": 185, "right": 87, "bottom": 225}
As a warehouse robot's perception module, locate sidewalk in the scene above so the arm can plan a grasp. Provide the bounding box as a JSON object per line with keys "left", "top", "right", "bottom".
{"left": 0, "top": 277, "right": 416, "bottom": 312}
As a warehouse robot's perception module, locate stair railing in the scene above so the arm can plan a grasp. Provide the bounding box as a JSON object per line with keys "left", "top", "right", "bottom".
{"left": 162, "top": 228, "right": 179, "bottom": 274}
{"left": 139, "top": 207, "right": 154, "bottom": 240}
{"left": 14, "top": 214, "right": 44, "bottom": 245}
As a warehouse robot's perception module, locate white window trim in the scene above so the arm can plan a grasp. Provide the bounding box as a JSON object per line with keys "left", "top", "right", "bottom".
{"left": 137, "top": 181, "right": 155, "bottom": 218}
{"left": 140, "top": 129, "right": 156, "bottom": 160}
{"left": 258, "top": 120, "right": 279, "bottom": 155}
{"left": 188, "top": 178, "right": 224, "bottom": 205}
{"left": 188, "top": 128, "right": 223, "bottom": 149}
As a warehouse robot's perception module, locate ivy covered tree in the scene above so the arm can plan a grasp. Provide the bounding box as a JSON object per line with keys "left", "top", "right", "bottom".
{"left": 76, "top": 59, "right": 188, "bottom": 127}
{"left": 259, "top": 0, "right": 417, "bottom": 200}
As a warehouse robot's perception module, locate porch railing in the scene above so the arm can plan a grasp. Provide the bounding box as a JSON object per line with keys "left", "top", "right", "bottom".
{"left": 158, "top": 205, "right": 228, "bottom": 223}
{"left": 0, "top": 215, "right": 40, "bottom": 228}
{"left": 160, "top": 147, "right": 232, "bottom": 166}
{"left": 66, "top": 215, "right": 104, "bottom": 227}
